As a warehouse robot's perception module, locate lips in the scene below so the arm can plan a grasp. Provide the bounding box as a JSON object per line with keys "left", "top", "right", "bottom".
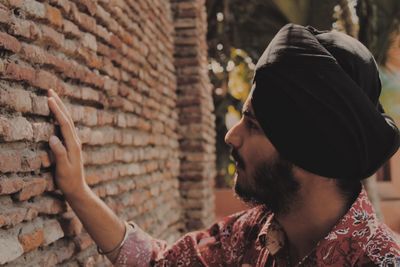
{"left": 231, "top": 149, "right": 244, "bottom": 170}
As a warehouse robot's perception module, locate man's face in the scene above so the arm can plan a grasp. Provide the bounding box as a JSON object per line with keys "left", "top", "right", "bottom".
{"left": 224, "top": 96, "right": 301, "bottom": 214}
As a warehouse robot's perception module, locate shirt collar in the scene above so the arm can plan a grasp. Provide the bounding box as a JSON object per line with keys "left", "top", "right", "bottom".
{"left": 256, "top": 187, "right": 378, "bottom": 260}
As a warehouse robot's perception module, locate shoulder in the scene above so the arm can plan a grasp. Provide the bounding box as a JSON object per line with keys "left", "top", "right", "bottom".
{"left": 361, "top": 223, "right": 400, "bottom": 266}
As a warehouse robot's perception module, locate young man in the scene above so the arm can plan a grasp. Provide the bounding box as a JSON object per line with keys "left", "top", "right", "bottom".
{"left": 48, "top": 24, "right": 400, "bottom": 266}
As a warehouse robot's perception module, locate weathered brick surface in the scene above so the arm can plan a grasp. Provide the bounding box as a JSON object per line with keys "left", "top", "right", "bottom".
{"left": 0, "top": 0, "right": 215, "bottom": 265}
{"left": 172, "top": 0, "right": 216, "bottom": 230}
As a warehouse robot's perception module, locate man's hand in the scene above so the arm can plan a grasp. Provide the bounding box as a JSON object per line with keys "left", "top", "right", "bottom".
{"left": 47, "top": 89, "right": 126, "bottom": 262}
{"left": 48, "top": 89, "right": 87, "bottom": 198}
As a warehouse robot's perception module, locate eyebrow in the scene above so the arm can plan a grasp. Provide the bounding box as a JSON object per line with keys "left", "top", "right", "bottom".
{"left": 242, "top": 108, "right": 256, "bottom": 120}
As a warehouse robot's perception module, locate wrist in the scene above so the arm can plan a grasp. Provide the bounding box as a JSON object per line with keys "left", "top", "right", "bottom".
{"left": 63, "top": 183, "right": 92, "bottom": 203}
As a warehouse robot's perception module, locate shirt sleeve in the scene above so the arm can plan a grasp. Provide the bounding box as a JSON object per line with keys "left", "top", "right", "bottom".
{"left": 114, "top": 207, "right": 264, "bottom": 267}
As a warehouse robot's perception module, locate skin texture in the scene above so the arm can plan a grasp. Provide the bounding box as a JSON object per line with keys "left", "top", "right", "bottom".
{"left": 226, "top": 97, "right": 301, "bottom": 214}
{"left": 49, "top": 88, "right": 352, "bottom": 265}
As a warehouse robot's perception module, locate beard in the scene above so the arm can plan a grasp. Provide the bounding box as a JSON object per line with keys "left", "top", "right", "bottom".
{"left": 234, "top": 153, "right": 300, "bottom": 215}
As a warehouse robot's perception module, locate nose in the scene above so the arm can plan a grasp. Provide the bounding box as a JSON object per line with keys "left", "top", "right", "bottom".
{"left": 224, "top": 122, "right": 243, "bottom": 149}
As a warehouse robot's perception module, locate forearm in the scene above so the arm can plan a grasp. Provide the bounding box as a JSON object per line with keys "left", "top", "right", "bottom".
{"left": 65, "top": 184, "right": 125, "bottom": 263}
{"left": 47, "top": 90, "right": 127, "bottom": 263}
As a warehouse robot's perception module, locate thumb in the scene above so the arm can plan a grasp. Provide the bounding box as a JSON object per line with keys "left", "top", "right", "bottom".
{"left": 49, "top": 136, "right": 68, "bottom": 164}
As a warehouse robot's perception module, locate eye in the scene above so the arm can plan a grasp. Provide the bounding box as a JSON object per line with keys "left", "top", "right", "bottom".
{"left": 245, "top": 118, "right": 258, "bottom": 130}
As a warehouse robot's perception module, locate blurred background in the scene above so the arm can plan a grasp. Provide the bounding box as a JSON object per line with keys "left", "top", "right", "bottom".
{"left": 207, "top": 0, "right": 400, "bottom": 230}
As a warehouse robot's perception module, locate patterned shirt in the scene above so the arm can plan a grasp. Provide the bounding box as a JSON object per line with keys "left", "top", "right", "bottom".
{"left": 115, "top": 188, "right": 400, "bottom": 266}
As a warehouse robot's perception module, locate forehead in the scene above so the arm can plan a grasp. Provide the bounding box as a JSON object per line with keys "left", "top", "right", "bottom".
{"left": 242, "top": 96, "right": 254, "bottom": 114}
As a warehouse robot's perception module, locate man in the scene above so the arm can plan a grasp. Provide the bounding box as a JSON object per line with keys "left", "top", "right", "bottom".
{"left": 48, "top": 24, "right": 400, "bottom": 266}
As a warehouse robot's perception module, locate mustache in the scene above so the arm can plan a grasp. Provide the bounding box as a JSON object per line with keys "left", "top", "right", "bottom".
{"left": 231, "top": 148, "right": 245, "bottom": 169}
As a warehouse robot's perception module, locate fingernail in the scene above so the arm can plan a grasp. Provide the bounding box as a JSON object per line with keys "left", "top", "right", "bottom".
{"left": 50, "top": 136, "right": 59, "bottom": 145}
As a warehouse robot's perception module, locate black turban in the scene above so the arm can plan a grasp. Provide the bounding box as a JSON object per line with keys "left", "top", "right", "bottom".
{"left": 251, "top": 24, "right": 399, "bottom": 180}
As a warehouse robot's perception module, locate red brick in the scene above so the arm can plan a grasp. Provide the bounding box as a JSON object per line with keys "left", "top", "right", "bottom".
{"left": 0, "top": 5, "right": 11, "bottom": 24}
{"left": 0, "top": 150, "right": 22, "bottom": 173}
{"left": 3, "top": 61, "right": 35, "bottom": 82}
{"left": 77, "top": 46, "right": 102, "bottom": 68}
{"left": 0, "top": 230, "right": 23, "bottom": 262}
{"left": 40, "top": 24, "right": 64, "bottom": 48}
{"left": 0, "top": 116, "right": 33, "bottom": 141}
{"left": 0, "top": 177, "right": 24, "bottom": 195}
{"left": 97, "top": 110, "right": 114, "bottom": 125}
{"left": 31, "top": 122, "right": 55, "bottom": 142}
{"left": 7, "top": 18, "right": 42, "bottom": 40}
{"left": 70, "top": 4, "right": 96, "bottom": 33}
{"left": 31, "top": 196, "right": 66, "bottom": 215}
{"left": 0, "top": 86, "right": 32, "bottom": 113}
{"left": 43, "top": 219, "right": 64, "bottom": 245}
{"left": 33, "top": 69, "right": 60, "bottom": 91}
{"left": 62, "top": 19, "right": 82, "bottom": 38}
{"left": 45, "top": 3, "right": 63, "bottom": 28}
{"left": 109, "top": 34, "right": 123, "bottom": 49}
{"left": 21, "top": 150, "right": 42, "bottom": 171}
{"left": 0, "top": 32, "right": 21, "bottom": 53}
{"left": 18, "top": 229, "right": 44, "bottom": 253}
{"left": 15, "top": 178, "right": 47, "bottom": 201}
{"left": 31, "top": 95, "right": 50, "bottom": 116}
{"left": 77, "top": 0, "right": 97, "bottom": 16}
{"left": 81, "top": 32, "right": 97, "bottom": 51}
{"left": 82, "top": 106, "right": 97, "bottom": 126}
{"left": 39, "top": 151, "right": 51, "bottom": 168}
{"left": 9, "top": 0, "right": 46, "bottom": 19}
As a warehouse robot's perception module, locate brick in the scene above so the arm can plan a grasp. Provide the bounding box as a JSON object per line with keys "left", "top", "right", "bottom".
{"left": 32, "top": 122, "right": 55, "bottom": 142}
{"left": 70, "top": 3, "right": 96, "bottom": 33}
{"left": 0, "top": 150, "right": 21, "bottom": 173}
{"left": 33, "top": 69, "right": 60, "bottom": 91}
{"left": 30, "top": 196, "right": 66, "bottom": 215}
{"left": 81, "top": 32, "right": 97, "bottom": 51}
{"left": 0, "top": 31, "right": 21, "bottom": 53}
{"left": 3, "top": 61, "right": 35, "bottom": 82}
{"left": 0, "top": 176, "right": 24, "bottom": 195}
{"left": 0, "top": 85, "right": 32, "bottom": 113}
{"left": 0, "top": 5, "right": 11, "bottom": 24}
{"left": 18, "top": 228, "right": 44, "bottom": 252}
{"left": 21, "top": 149, "right": 42, "bottom": 171}
{"left": 40, "top": 24, "right": 65, "bottom": 48}
{"left": 62, "top": 19, "right": 82, "bottom": 38}
{"left": 43, "top": 219, "right": 64, "bottom": 245}
{"left": 9, "top": 0, "right": 46, "bottom": 19}
{"left": 38, "top": 150, "right": 51, "bottom": 168}
{"left": 0, "top": 229, "right": 23, "bottom": 264}
{"left": 0, "top": 0, "right": 216, "bottom": 265}
{"left": 0, "top": 116, "right": 33, "bottom": 141}
{"left": 76, "top": 0, "right": 97, "bottom": 16}
{"left": 8, "top": 17, "right": 42, "bottom": 40}
{"left": 31, "top": 95, "right": 50, "bottom": 115}
{"left": 77, "top": 46, "right": 102, "bottom": 68}
{"left": 45, "top": 3, "right": 63, "bottom": 28}
{"left": 15, "top": 177, "right": 47, "bottom": 201}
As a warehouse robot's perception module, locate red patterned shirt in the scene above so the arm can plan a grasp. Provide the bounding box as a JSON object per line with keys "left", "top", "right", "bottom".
{"left": 115, "top": 188, "right": 400, "bottom": 266}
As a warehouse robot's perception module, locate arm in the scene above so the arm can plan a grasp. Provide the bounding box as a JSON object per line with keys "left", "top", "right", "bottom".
{"left": 47, "top": 89, "right": 125, "bottom": 263}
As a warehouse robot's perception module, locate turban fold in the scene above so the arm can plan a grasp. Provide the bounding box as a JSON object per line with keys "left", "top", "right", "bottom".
{"left": 251, "top": 24, "right": 399, "bottom": 180}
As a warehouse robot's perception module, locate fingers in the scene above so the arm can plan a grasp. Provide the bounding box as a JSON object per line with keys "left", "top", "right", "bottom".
{"left": 48, "top": 89, "right": 81, "bottom": 143}
{"left": 48, "top": 97, "right": 80, "bottom": 153}
{"left": 49, "top": 135, "right": 68, "bottom": 164}
{"left": 48, "top": 89, "right": 74, "bottom": 125}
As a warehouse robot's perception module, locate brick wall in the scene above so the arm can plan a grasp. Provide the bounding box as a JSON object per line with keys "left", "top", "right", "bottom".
{"left": 172, "top": 0, "right": 216, "bottom": 231}
{"left": 0, "top": 0, "right": 215, "bottom": 265}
